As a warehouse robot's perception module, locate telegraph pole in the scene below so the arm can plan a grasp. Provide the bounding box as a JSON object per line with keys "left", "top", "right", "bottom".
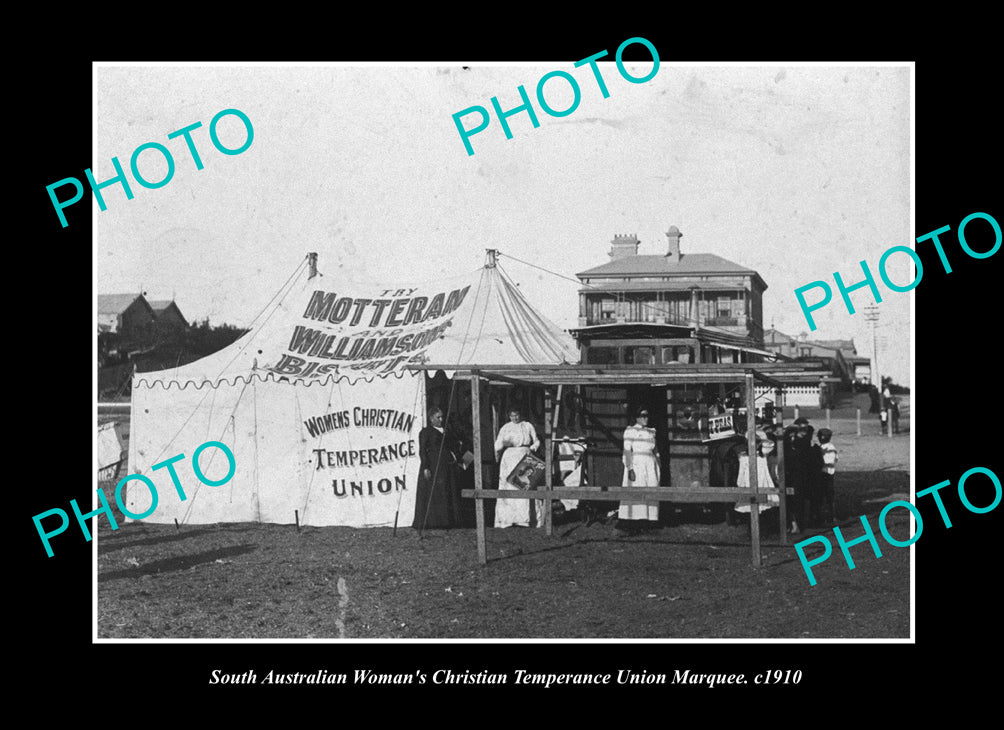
{"left": 864, "top": 305, "right": 880, "bottom": 390}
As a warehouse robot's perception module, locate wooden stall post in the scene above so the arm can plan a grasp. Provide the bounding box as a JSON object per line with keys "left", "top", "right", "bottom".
{"left": 471, "top": 371, "right": 487, "bottom": 565}
{"left": 888, "top": 409, "right": 894, "bottom": 439}
{"left": 777, "top": 416, "right": 787, "bottom": 545}
{"left": 857, "top": 408, "right": 862, "bottom": 437}
{"left": 746, "top": 372, "right": 761, "bottom": 568}
{"left": 826, "top": 408, "right": 831, "bottom": 430}
{"left": 544, "top": 387, "right": 554, "bottom": 536}
{"left": 775, "top": 385, "right": 787, "bottom": 545}
{"left": 554, "top": 384, "right": 564, "bottom": 435}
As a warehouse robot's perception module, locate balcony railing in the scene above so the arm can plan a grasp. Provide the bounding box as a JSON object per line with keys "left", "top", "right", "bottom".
{"left": 579, "top": 314, "right": 749, "bottom": 328}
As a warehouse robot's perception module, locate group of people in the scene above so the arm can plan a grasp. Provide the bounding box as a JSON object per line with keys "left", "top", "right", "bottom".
{"left": 869, "top": 380, "right": 902, "bottom": 434}
{"left": 617, "top": 408, "right": 841, "bottom": 536}
{"left": 771, "top": 418, "right": 838, "bottom": 533}
{"left": 413, "top": 402, "right": 841, "bottom": 536}
{"left": 412, "top": 405, "right": 544, "bottom": 530}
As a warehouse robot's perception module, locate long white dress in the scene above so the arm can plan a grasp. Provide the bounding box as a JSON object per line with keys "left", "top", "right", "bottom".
{"left": 733, "top": 454, "right": 780, "bottom": 513}
{"left": 620, "top": 425, "right": 660, "bottom": 521}
{"left": 494, "top": 420, "right": 540, "bottom": 527}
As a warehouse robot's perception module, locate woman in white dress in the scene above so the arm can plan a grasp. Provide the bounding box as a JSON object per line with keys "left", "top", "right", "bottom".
{"left": 733, "top": 440, "right": 781, "bottom": 515}
{"left": 620, "top": 409, "right": 660, "bottom": 523}
{"left": 494, "top": 408, "right": 540, "bottom": 527}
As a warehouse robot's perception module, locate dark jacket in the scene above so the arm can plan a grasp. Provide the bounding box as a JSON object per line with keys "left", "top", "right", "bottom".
{"left": 413, "top": 426, "right": 463, "bottom": 529}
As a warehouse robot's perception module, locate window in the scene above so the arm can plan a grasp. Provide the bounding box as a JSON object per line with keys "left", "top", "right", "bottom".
{"left": 624, "top": 346, "right": 654, "bottom": 365}
{"left": 661, "top": 346, "right": 691, "bottom": 364}
{"left": 586, "top": 346, "right": 619, "bottom": 365}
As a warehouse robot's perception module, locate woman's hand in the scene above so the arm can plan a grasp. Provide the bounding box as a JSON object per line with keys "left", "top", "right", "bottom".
{"left": 423, "top": 468, "right": 431, "bottom": 480}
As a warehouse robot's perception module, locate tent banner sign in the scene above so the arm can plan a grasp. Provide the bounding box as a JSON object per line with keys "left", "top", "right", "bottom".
{"left": 129, "top": 375, "right": 422, "bottom": 528}
{"left": 268, "top": 278, "right": 472, "bottom": 380}
{"left": 305, "top": 403, "right": 418, "bottom": 499}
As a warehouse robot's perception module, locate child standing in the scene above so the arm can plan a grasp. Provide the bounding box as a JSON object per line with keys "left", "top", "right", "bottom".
{"left": 817, "top": 428, "right": 838, "bottom": 524}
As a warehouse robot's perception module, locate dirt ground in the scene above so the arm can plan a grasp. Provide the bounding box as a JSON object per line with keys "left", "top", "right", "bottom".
{"left": 96, "top": 401, "right": 910, "bottom": 639}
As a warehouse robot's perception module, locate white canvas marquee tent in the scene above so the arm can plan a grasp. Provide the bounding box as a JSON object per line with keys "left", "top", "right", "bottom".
{"left": 126, "top": 253, "right": 578, "bottom": 528}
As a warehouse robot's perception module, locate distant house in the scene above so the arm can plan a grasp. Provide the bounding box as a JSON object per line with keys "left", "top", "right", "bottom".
{"left": 148, "top": 300, "right": 189, "bottom": 329}
{"left": 98, "top": 294, "right": 156, "bottom": 336}
{"left": 847, "top": 356, "right": 871, "bottom": 385}
{"left": 764, "top": 328, "right": 858, "bottom": 385}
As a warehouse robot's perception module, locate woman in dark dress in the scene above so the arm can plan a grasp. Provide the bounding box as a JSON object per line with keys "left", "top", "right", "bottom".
{"left": 412, "top": 406, "right": 463, "bottom": 530}
{"left": 868, "top": 383, "right": 880, "bottom": 414}
{"left": 782, "top": 425, "right": 802, "bottom": 533}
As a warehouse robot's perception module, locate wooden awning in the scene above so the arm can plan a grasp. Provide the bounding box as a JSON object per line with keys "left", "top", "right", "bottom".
{"left": 407, "top": 363, "right": 839, "bottom": 387}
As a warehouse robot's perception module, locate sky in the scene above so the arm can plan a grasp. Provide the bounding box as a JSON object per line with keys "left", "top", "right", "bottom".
{"left": 95, "top": 62, "right": 912, "bottom": 385}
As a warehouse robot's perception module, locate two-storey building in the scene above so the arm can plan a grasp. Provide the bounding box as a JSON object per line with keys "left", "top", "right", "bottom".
{"left": 572, "top": 226, "right": 771, "bottom": 365}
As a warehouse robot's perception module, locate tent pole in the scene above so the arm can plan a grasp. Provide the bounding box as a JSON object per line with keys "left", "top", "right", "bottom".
{"left": 472, "top": 371, "right": 487, "bottom": 565}
{"left": 544, "top": 386, "right": 554, "bottom": 536}
{"left": 746, "top": 372, "right": 761, "bottom": 568}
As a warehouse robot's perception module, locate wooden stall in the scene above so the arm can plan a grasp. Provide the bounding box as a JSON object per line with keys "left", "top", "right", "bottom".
{"left": 409, "top": 363, "right": 835, "bottom": 567}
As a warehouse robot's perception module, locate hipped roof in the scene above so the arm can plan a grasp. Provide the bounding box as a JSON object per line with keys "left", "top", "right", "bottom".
{"left": 578, "top": 253, "right": 759, "bottom": 278}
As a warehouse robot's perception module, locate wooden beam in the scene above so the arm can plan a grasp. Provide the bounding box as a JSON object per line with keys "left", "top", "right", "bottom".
{"left": 479, "top": 371, "right": 538, "bottom": 387}
{"left": 749, "top": 369, "right": 786, "bottom": 389}
{"left": 461, "top": 487, "right": 781, "bottom": 503}
{"left": 471, "top": 371, "right": 486, "bottom": 565}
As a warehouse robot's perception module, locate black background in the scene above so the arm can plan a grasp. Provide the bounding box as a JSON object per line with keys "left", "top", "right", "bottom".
{"left": 20, "top": 19, "right": 998, "bottom": 710}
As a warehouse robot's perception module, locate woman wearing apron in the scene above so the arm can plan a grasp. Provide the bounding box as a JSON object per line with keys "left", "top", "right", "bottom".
{"left": 493, "top": 408, "right": 540, "bottom": 527}
{"left": 619, "top": 408, "right": 660, "bottom": 526}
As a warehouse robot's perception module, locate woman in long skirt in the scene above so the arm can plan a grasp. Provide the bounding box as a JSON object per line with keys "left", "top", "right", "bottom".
{"left": 620, "top": 408, "right": 660, "bottom": 524}
{"left": 412, "top": 407, "right": 462, "bottom": 529}
{"left": 493, "top": 408, "right": 540, "bottom": 527}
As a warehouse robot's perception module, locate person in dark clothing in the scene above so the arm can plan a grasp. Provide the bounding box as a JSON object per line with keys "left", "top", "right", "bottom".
{"left": 714, "top": 435, "right": 748, "bottom": 526}
{"left": 412, "top": 406, "right": 463, "bottom": 530}
{"left": 868, "top": 383, "right": 880, "bottom": 414}
{"left": 795, "top": 424, "right": 825, "bottom": 528}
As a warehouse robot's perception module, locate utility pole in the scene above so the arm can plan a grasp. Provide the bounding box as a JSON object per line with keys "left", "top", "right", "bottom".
{"left": 864, "top": 305, "right": 880, "bottom": 391}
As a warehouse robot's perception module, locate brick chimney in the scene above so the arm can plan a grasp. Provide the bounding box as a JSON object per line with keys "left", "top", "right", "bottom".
{"left": 666, "top": 225, "right": 682, "bottom": 262}
{"left": 609, "top": 233, "right": 640, "bottom": 260}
